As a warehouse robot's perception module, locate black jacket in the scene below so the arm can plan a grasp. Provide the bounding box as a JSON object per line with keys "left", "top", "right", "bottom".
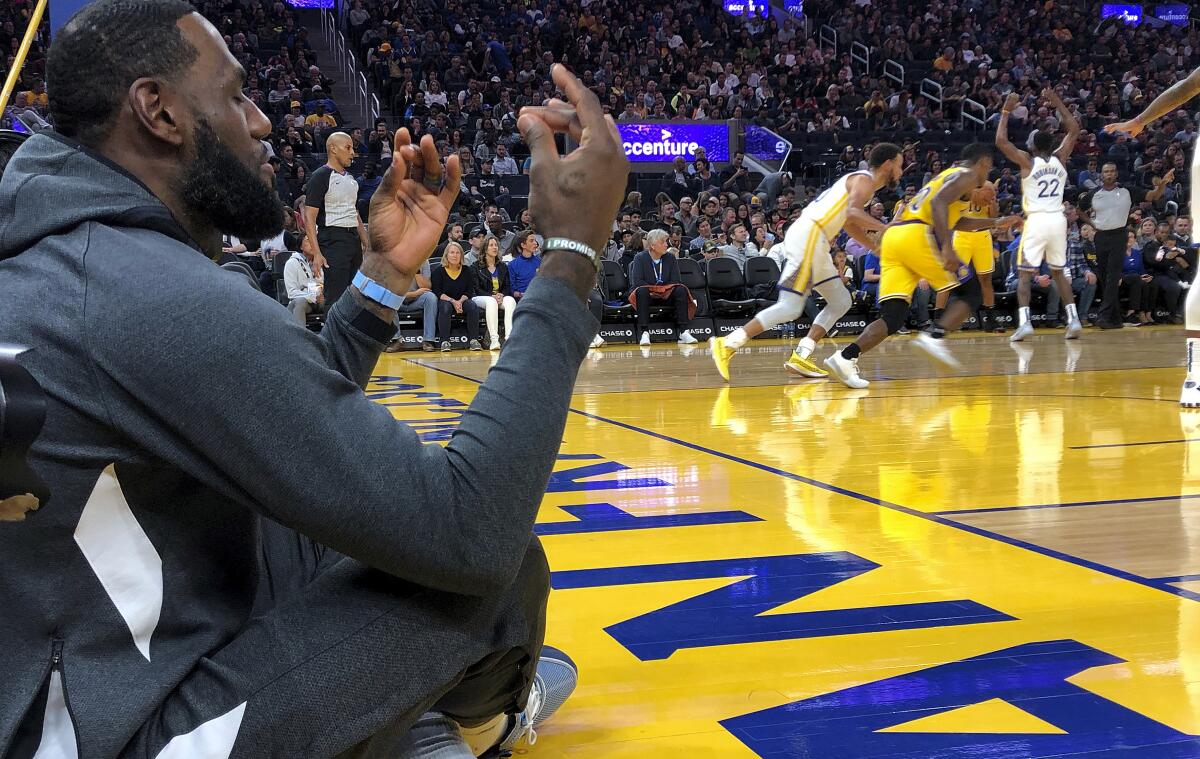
{"left": 474, "top": 260, "right": 513, "bottom": 296}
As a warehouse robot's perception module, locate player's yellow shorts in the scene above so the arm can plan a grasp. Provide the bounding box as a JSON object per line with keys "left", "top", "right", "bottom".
{"left": 953, "top": 230, "right": 995, "bottom": 275}
{"left": 878, "top": 222, "right": 961, "bottom": 303}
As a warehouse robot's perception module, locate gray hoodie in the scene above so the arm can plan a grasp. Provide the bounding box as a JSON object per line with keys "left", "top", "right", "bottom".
{"left": 0, "top": 133, "right": 593, "bottom": 756}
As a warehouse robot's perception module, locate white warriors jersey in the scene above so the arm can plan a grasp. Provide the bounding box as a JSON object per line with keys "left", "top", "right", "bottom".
{"left": 801, "top": 170, "right": 873, "bottom": 237}
{"left": 1021, "top": 155, "right": 1068, "bottom": 214}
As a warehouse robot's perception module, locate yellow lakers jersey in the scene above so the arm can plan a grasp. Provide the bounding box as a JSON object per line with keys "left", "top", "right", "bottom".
{"left": 898, "top": 168, "right": 971, "bottom": 229}
{"left": 956, "top": 196, "right": 993, "bottom": 243}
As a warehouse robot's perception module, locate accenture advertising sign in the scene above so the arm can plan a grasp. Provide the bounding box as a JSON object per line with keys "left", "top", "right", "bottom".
{"left": 617, "top": 122, "right": 731, "bottom": 163}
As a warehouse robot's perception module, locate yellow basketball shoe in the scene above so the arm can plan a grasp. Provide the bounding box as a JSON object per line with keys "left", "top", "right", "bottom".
{"left": 711, "top": 336, "right": 735, "bottom": 382}
{"left": 784, "top": 352, "right": 829, "bottom": 378}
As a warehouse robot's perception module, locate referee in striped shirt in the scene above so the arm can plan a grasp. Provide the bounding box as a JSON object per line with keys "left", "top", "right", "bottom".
{"left": 304, "top": 132, "right": 371, "bottom": 306}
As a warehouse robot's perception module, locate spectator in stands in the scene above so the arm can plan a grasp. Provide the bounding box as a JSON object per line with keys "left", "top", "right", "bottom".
{"left": 1142, "top": 225, "right": 1188, "bottom": 322}
{"left": 720, "top": 152, "right": 754, "bottom": 195}
{"left": 283, "top": 233, "right": 324, "bottom": 326}
{"left": 431, "top": 242, "right": 482, "bottom": 351}
{"left": 465, "top": 227, "right": 485, "bottom": 265}
{"left": 355, "top": 162, "right": 382, "bottom": 221}
{"left": 472, "top": 237, "right": 517, "bottom": 350}
{"left": 860, "top": 242, "right": 882, "bottom": 304}
{"left": 507, "top": 230, "right": 541, "bottom": 300}
{"left": 1077, "top": 158, "right": 1101, "bottom": 192}
{"left": 1049, "top": 219, "right": 1099, "bottom": 327}
{"left": 387, "top": 260, "right": 440, "bottom": 353}
{"left": 304, "top": 132, "right": 367, "bottom": 306}
{"left": 492, "top": 143, "right": 519, "bottom": 175}
{"left": 305, "top": 102, "right": 337, "bottom": 131}
{"left": 628, "top": 229, "right": 698, "bottom": 346}
{"left": 663, "top": 156, "right": 691, "bottom": 202}
{"left": 1121, "top": 230, "right": 1157, "bottom": 326}
{"left": 720, "top": 222, "right": 758, "bottom": 267}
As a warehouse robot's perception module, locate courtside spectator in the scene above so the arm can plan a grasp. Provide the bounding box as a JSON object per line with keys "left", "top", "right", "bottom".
{"left": 389, "top": 260, "right": 439, "bottom": 353}
{"left": 628, "top": 229, "right": 698, "bottom": 347}
{"left": 432, "top": 241, "right": 483, "bottom": 351}
{"left": 1121, "top": 230, "right": 1157, "bottom": 325}
{"left": 284, "top": 233, "right": 324, "bottom": 326}
{"left": 472, "top": 237, "right": 517, "bottom": 350}
{"left": 508, "top": 230, "right": 541, "bottom": 300}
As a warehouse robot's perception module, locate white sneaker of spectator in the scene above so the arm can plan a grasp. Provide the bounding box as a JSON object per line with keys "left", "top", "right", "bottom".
{"left": 639, "top": 331, "right": 651, "bottom": 346}
{"left": 590, "top": 334, "right": 606, "bottom": 348}
{"left": 677, "top": 330, "right": 698, "bottom": 345}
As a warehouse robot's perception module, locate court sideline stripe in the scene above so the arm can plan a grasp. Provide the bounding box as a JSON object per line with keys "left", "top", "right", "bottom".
{"left": 935, "top": 492, "right": 1200, "bottom": 515}
{"left": 1069, "top": 438, "right": 1200, "bottom": 449}
{"left": 400, "top": 358, "right": 1200, "bottom": 604}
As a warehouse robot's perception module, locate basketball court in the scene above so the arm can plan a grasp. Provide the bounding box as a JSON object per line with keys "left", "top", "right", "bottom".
{"left": 371, "top": 326, "right": 1200, "bottom": 757}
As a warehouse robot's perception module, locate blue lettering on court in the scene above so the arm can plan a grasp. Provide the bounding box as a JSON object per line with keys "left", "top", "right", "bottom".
{"left": 551, "top": 553, "right": 1015, "bottom": 660}
{"left": 535, "top": 502, "right": 761, "bottom": 536}
{"left": 721, "top": 639, "right": 1200, "bottom": 757}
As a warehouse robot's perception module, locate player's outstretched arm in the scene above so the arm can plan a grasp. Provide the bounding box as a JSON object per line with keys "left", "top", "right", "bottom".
{"left": 1106, "top": 65, "right": 1200, "bottom": 137}
{"left": 1045, "top": 87, "right": 1080, "bottom": 163}
{"left": 996, "top": 93, "right": 1032, "bottom": 174}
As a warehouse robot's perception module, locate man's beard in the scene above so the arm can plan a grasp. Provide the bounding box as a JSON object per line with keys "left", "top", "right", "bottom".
{"left": 179, "top": 118, "right": 284, "bottom": 242}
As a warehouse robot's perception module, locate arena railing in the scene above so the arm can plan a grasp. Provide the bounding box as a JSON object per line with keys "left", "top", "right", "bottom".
{"left": 819, "top": 24, "right": 837, "bottom": 56}
{"left": 884, "top": 59, "right": 905, "bottom": 88}
{"left": 851, "top": 41, "right": 870, "bottom": 74}
{"left": 920, "top": 78, "right": 943, "bottom": 107}
{"left": 961, "top": 98, "right": 988, "bottom": 130}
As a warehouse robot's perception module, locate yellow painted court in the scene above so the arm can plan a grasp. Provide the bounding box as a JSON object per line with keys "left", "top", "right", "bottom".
{"left": 372, "top": 327, "right": 1200, "bottom": 758}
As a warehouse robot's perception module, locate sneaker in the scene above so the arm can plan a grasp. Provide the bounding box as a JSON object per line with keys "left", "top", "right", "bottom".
{"left": 639, "top": 331, "right": 651, "bottom": 346}
{"left": 1171, "top": 315, "right": 1186, "bottom": 325}
{"left": 1064, "top": 320, "right": 1082, "bottom": 340}
{"left": 824, "top": 351, "right": 870, "bottom": 389}
{"left": 784, "top": 353, "right": 829, "bottom": 378}
{"left": 710, "top": 336, "right": 735, "bottom": 382}
{"left": 678, "top": 330, "right": 698, "bottom": 345}
{"left": 440, "top": 341, "right": 452, "bottom": 352}
{"left": 422, "top": 341, "right": 437, "bottom": 352}
{"left": 495, "top": 647, "right": 578, "bottom": 755}
{"left": 490, "top": 338, "right": 502, "bottom": 351}
{"left": 589, "top": 334, "right": 606, "bottom": 348}
{"left": 1183, "top": 379, "right": 1200, "bottom": 409}
{"left": 469, "top": 339, "right": 483, "bottom": 351}
{"left": 897, "top": 325, "right": 911, "bottom": 335}
{"left": 384, "top": 340, "right": 405, "bottom": 353}
{"left": 1009, "top": 322, "right": 1034, "bottom": 342}
{"left": 912, "top": 332, "right": 963, "bottom": 370}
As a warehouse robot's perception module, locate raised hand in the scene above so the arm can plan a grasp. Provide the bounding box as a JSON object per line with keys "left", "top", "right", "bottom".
{"left": 1104, "top": 119, "right": 1144, "bottom": 138}
{"left": 368, "top": 130, "right": 462, "bottom": 278}
{"left": 517, "top": 64, "right": 630, "bottom": 258}
{"left": 1003, "top": 92, "right": 1020, "bottom": 112}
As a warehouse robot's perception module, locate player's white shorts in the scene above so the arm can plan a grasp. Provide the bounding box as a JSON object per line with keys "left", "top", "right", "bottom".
{"left": 1016, "top": 212, "right": 1068, "bottom": 270}
{"left": 778, "top": 219, "right": 837, "bottom": 294}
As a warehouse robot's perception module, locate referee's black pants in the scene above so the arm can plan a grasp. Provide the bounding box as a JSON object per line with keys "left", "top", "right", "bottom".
{"left": 1094, "top": 228, "right": 1127, "bottom": 326}
{"left": 318, "top": 226, "right": 364, "bottom": 307}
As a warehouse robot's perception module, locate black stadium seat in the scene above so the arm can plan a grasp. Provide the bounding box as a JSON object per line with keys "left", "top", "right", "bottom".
{"left": 599, "top": 260, "right": 637, "bottom": 333}
{"left": 705, "top": 258, "right": 758, "bottom": 316}
{"left": 744, "top": 256, "right": 781, "bottom": 310}
{"left": 677, "top": 258, "right": 710, "bottom": 317}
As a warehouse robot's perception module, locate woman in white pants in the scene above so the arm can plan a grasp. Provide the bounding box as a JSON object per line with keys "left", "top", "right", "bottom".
{"left": 471, "top": 236, "right": 518, "bottom": 350}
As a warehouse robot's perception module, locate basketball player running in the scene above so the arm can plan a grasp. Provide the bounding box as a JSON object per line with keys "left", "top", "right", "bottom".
{"left": 711, "top": 143, "right": 904, "bottom": 382}
{"left": 825, "top": 143, "right": 1022, "bottom": 389}
{"left": 997, "top": 88, "right": 1083, "bottom": 341}
{"left": 935, "top": 180, "right": 1001, "bottom": 332}
{"left": 1107, "top": 66, "right": 1200, "bottom": 407}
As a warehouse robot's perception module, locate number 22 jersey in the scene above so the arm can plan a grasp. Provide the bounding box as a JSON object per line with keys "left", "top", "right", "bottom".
{"left": 1021, "top": 156, "right": 1067, "bottom": 214}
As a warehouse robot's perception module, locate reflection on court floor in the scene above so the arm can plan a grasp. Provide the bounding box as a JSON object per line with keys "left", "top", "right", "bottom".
{"left": 373, "top": 327, "right": 1200, "bottom": 758}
